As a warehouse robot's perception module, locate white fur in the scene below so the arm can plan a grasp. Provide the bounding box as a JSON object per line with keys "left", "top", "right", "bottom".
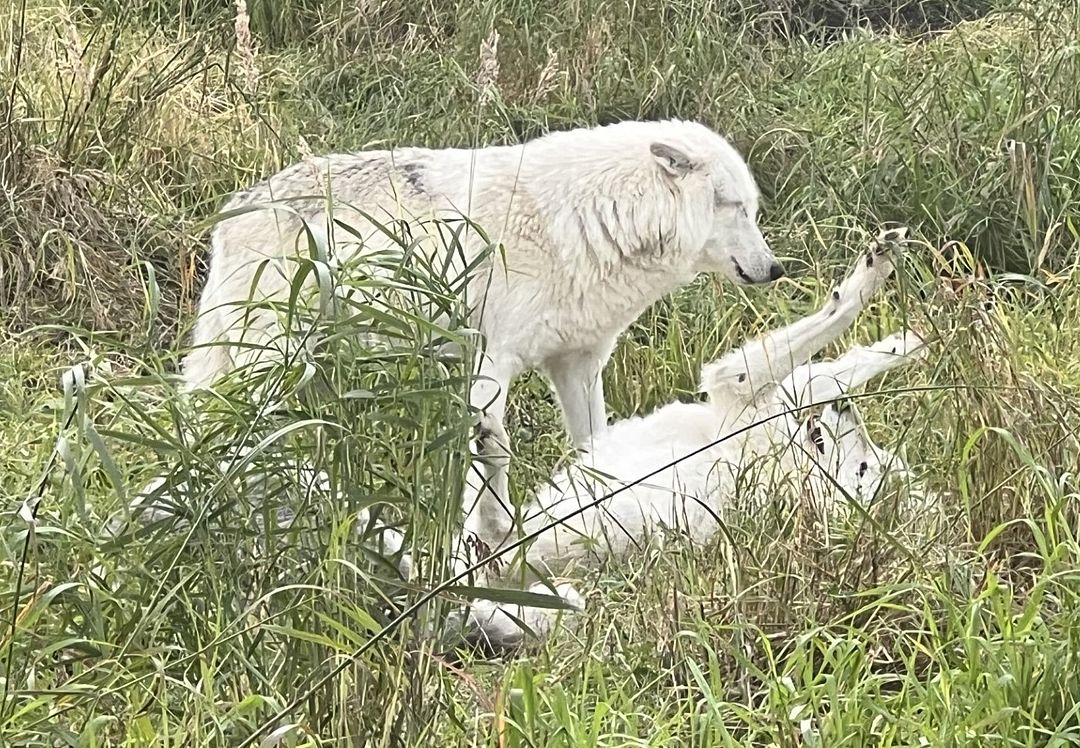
{"left": 182, "top": 120, "right": 782, "bottom": 458}
{"left": 433, "top": 227, "right": 932, "bottom": 649}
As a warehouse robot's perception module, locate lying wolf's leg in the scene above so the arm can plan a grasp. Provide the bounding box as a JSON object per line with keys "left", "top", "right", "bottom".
{"left": 699, "top": 227, "right": 909, "bottom": 405}
{"left": 782, "top": 330, "right": 928, "bottom": 410}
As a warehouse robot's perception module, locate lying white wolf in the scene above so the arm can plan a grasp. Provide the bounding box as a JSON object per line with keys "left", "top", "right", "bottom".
{"left": 414, "top": 226, "right": 930, "bottom": 649}
{"left": 181, "top": 119, "right": 783, "bottom": 459}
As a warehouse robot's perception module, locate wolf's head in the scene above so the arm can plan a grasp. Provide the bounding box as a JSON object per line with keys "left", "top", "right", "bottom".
{"left": 646, "top": 124, "right": 783, "bottom": 285}
{"left": 803, "top": 400, "right": 909, "bottom": 506}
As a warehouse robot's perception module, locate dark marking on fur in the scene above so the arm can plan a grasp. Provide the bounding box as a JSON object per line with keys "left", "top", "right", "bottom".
{"left": 858, "top": 461, "right": 869, "bottom": 478}
{"left": 576, "top": 210, "right": 602, "bottom": 267}
{"left": 598, "top": 211, "right": 618, "bottom": 249}
{"left": 333, "top": 159, "right": 377, "bottom": 184}
{"left": 866, "top": 252, "right": 875, "bottom": 267}
{"left": 737, "top": 373, "right": 746, "bottom": 383}
{"left": 401, "top": 161, "right": 426, "bottom": 192}
{"left": 832, "top": 290, "right": 840, "bottom": 301}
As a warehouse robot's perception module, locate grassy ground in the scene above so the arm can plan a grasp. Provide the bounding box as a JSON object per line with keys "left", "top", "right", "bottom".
{"left": 3, "top": 0, "right": 1080, "bottom": 745}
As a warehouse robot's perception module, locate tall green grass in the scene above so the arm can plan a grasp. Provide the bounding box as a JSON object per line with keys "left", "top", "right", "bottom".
{"left": 2, "top": 0, "right": 1079, "bottom": 744}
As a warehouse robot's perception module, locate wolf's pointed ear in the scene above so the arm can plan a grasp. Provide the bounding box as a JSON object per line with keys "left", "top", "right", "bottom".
{"left": 650, "top": 142, "right": 695, "bottom": 178}
{"left": 805, "top": 415, "right": 826, "bottom": 455}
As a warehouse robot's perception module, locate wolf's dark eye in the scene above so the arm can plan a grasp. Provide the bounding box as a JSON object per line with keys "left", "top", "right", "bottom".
{"left": 858, "top": 461, "right": 869, "bottom": 478}
{"left": 715, "top": 193, "right": 744, "bottom": 212}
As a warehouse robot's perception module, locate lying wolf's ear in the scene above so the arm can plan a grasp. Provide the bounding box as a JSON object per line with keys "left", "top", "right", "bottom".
{"left": 805, "top": 415, "right": 826, "bottom": 455}
{"left": 650, "top": 143, "right": 695, "bottom": 178}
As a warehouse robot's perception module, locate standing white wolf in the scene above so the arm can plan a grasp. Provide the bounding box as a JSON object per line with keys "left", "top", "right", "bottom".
{"left": 182, "top": 120, "right": 783, "bottom": 454}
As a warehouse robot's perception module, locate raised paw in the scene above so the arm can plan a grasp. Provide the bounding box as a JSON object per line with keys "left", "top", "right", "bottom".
{"left": 874, "top": 329, "right": 929, "bottom": 360}
{"left": 866, "top": 225, "right": 909, "bottom": 268}
{"left": 831, "top": 237, "right": 900, "bottom": 310}
{"left": 878, "top": 226, "right": 909, "bottom": 245}
{"left": 896, "top": 329, "right": 930, "bottom": 361}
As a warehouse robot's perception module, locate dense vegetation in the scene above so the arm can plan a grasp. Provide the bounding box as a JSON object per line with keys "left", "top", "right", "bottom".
{"left": 2, "top": 0, "right": 1078, "bottom": 745}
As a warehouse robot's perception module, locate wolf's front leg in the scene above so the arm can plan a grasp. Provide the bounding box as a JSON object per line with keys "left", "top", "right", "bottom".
{"left": 782, "top": 329, "right": 929, "bottom": 409}
{"left": 700, "top": 226, "right": 910, "bottom": 402}
{"left": 461, "top": 412, "right": 515, "bottom": 550}
{"left": 544, "top": 342, "right": 614, "bottom": 450}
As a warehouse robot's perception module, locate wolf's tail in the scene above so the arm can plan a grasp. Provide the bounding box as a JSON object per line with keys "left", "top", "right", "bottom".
{"left": 180, "top": 301, "right": 233, "bottom": 392}
{"left": 180, "top": 225, "right": 237, "bottom": 392}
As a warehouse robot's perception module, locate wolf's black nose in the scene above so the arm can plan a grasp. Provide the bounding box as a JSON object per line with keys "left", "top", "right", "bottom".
{"left": 768, "top": 262, "right": 786, "bottom": 281}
